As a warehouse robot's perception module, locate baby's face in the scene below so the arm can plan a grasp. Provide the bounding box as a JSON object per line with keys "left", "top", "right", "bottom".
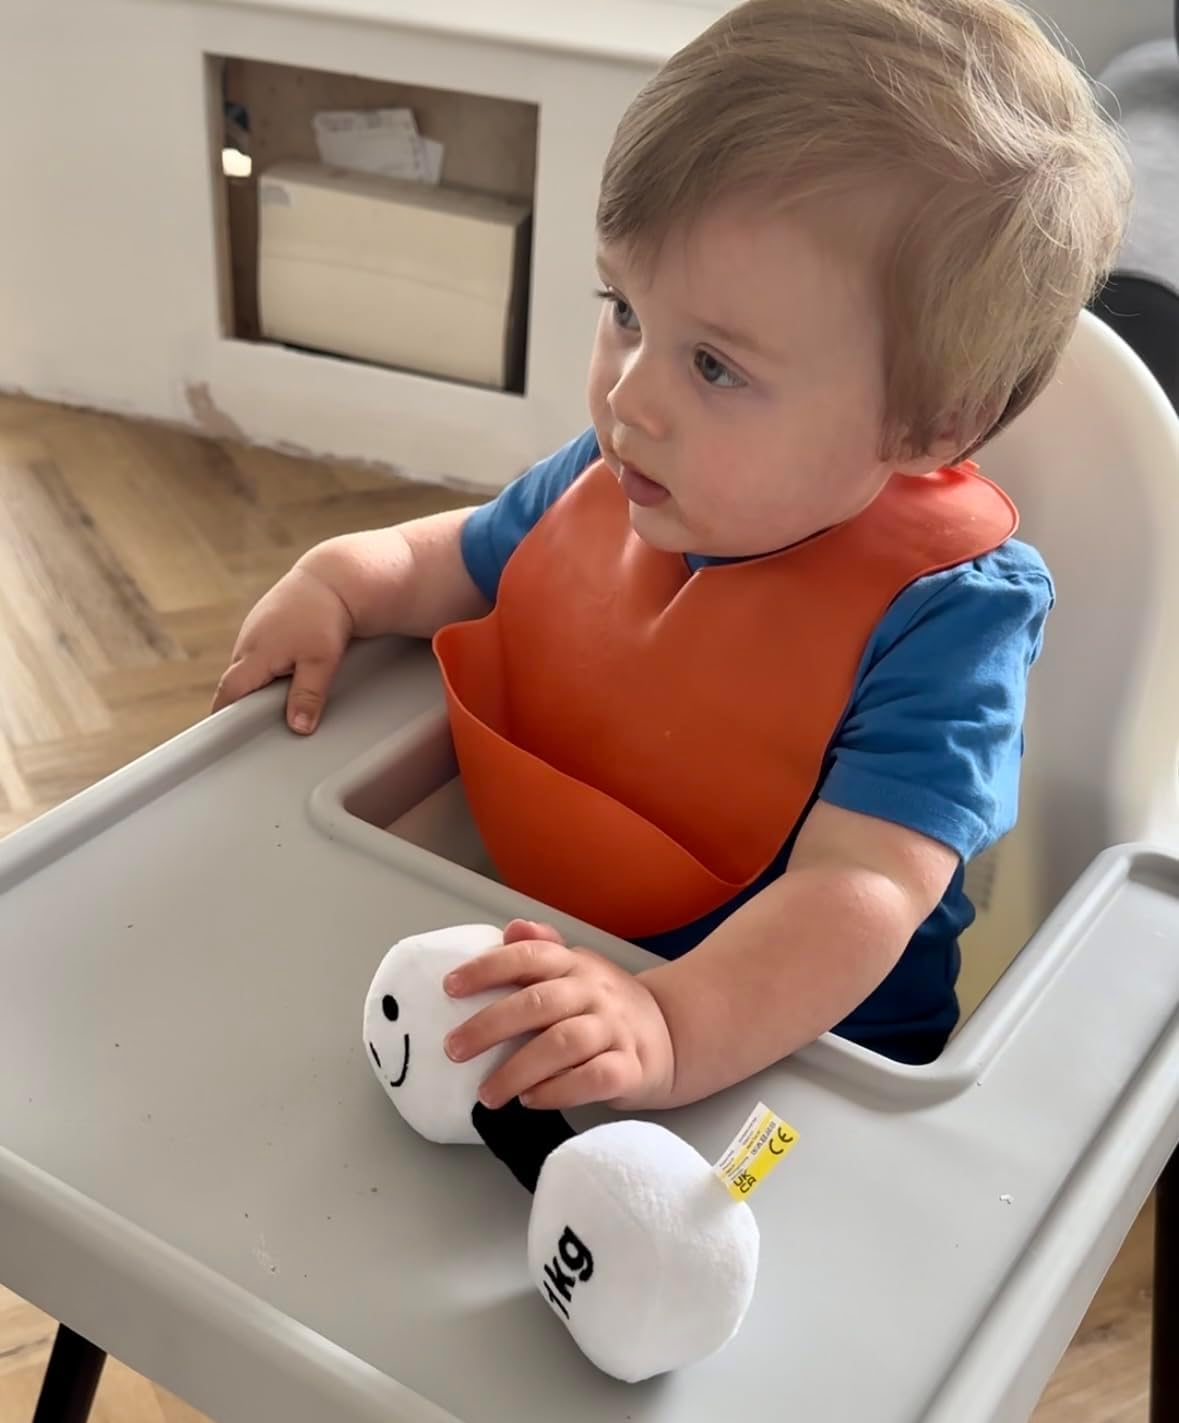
{"left": 587, "top": 193, "right": 954, "bottom": 559}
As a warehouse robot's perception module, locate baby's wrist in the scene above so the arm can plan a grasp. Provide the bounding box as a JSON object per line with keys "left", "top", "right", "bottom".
{"left": 297, "top": 536, "right": 355, "bottom": 588}
{"left": 296, "top": 539, "right": 369, "bottom": 628}
{"left": 615, "top": 978, "right": 678, "bottom": 1110}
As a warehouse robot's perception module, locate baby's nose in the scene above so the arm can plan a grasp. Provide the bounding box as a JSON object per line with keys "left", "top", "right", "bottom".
{"left": 608, "top": 361, "right": 671, "bottom": 443}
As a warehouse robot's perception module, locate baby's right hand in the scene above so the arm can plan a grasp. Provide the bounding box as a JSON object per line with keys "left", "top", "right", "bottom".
{"left": 211, "top": 563, "right": 354, "bottom": 734}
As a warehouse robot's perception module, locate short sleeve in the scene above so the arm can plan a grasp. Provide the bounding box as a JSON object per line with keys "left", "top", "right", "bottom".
{"left": 819, "top": 541, "right": 1055, "bottom": 860}
{"left": 461, "top": 428, "right": 600, "bottom": 602}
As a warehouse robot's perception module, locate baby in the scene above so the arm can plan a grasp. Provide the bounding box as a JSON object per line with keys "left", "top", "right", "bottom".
{"left": 214, "top": 0, "right": 1130, "bottom": 1110}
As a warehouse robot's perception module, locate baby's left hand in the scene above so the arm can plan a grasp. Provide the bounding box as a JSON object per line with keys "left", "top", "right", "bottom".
{"left": 443, "top": 920, "right": 675, "bottom": 1112}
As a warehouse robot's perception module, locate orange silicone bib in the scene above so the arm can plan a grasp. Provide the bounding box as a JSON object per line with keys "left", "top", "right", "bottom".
{"left": 434, "top": 460, "right": 1016, "bottom": 938}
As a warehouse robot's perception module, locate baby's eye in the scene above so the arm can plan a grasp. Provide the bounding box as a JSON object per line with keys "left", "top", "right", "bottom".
{"left": 596, "top": 287, "right": 639, "bottom": 332}
{"left": 610, "top": 297, "right": 639, "bottom": 332}
{"left": 694, "top": 349, "right": 744, "bottom": 388}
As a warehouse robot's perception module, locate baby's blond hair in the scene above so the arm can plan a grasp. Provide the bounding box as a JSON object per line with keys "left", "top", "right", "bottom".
{"left": 597, "top": 0, "right": 1131, "bottom": 459}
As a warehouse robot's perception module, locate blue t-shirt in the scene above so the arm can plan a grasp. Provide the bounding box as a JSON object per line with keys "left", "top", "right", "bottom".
{"left": 461, "top": 429, "right": 1054, "bottom": 1064}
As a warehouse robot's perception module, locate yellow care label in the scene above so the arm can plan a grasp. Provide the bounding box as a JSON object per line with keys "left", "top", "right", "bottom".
{"left": 712, "top": 1101, "right": 799, "bottom": 1202}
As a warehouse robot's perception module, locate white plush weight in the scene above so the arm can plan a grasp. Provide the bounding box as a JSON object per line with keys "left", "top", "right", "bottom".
{"left": 362, "top": 924, "right": 522, "bottom": 1144}
{"left": 527, "top": 1119, "right": 760, "bottom": 1382}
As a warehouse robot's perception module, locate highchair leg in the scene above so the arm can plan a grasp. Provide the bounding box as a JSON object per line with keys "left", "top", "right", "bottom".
{"left": 1152, "top": 1146, "right": 1178, "bottom": 1423}
{"left": 31, "top": 1325, "right": 106, "bottom": 1423}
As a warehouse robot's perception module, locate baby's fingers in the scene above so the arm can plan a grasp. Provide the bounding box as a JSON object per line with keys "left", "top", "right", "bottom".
{"left": 285, "top": 653, "right": 342, "bottom": 734}
{"left": 444, "top": 939, "right": 574, "bottom": 998}
{"left": 211, "top": 654, "right": 275, "bottom": 714}
{"left": 519, "top": 1051, "right": 636, "bottom": 1111}
{"left": 503, "top": 919, "right": 566, "bottom": 947}
{"left": 445, "top": 976, "right": 586, "bottom": 1064}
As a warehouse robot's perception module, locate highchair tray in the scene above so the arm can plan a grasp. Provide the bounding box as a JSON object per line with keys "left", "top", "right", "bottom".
{"left": 0, "top": 636, "right": 1176, "bottom": 1423}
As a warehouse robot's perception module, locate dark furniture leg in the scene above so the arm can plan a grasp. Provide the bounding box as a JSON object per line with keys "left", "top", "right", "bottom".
{"left": 1152, "top": 1148, "right": 1178, "bottom": 1423}
{"left": 31, "top": 1325, "right": 107, "bottom": 1423}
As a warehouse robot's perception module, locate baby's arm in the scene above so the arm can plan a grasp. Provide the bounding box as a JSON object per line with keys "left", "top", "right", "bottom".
{"left": 214, "top": 508, "right": 489, "bottom": 730}
{"left": 300, "top": 508, "right": 489, "bottom": 639}
{"left": 442, "top": 803, "right": 955, "bottom": 1114}
{"left": 638, "top": 803, "right": 958, "bottom": 1108}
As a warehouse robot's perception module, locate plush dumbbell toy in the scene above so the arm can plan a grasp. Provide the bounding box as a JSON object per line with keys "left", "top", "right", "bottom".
{"left": 363, "top": 925, "right": 761, "bottom": 1382}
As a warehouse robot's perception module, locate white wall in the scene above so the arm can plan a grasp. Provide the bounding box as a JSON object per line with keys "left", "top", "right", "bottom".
{"left": 0, "top": 0, "right": 672, "bottom": 490}
{"left": 0, "top": 0, "right": 1171, "bottom": 487}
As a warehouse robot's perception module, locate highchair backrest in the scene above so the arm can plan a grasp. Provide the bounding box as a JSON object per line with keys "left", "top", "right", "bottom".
{"left": 956, "top": 310, "right": 1179, "bottom": 1020}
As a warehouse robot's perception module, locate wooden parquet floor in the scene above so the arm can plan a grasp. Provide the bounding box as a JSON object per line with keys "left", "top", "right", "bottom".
{"left": 0, "top": 393, "right": 470, "bottom": 832}
{"left": 0, "top": 393, "right": 1154, "bottom": 1420}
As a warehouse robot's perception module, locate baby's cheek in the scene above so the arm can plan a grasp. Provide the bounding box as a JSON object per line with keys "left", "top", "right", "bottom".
{"left": 586, "top": 346, "right": 620, "bottom": 436}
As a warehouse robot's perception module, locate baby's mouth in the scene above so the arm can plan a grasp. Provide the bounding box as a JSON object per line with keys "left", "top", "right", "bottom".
{"left": 618, "top": 463, "right": 671, "bottom": 508}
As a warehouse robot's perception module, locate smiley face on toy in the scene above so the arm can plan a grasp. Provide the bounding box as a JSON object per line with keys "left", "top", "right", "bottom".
{"left": 362, "top": 923, "right": 524, "bottom": 1144}
{"left": 368, "top": 990, "right": 411, "bottom": 1088}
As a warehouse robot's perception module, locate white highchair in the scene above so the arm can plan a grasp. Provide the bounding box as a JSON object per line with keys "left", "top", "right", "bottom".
{"left": 4, "top": 312, "right": 1179, "bottom": 1423}
{"left": 957, "top": 309, "right": 1179, "bottom": 1023}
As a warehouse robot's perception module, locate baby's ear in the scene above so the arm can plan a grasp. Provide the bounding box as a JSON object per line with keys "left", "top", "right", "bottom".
{"left": 890, "top": 402, "right": 1004, "bottom": 473}
{"left": 472, "top": 1098, "right": 576, "bottom": 1194}
{"left": 892, "top": 427, "right": 972, "bottom": 476}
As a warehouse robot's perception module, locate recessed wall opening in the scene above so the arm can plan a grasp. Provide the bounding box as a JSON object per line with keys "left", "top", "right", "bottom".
{"left": 210, "top": 56, "right": 538, "bottom": 394}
